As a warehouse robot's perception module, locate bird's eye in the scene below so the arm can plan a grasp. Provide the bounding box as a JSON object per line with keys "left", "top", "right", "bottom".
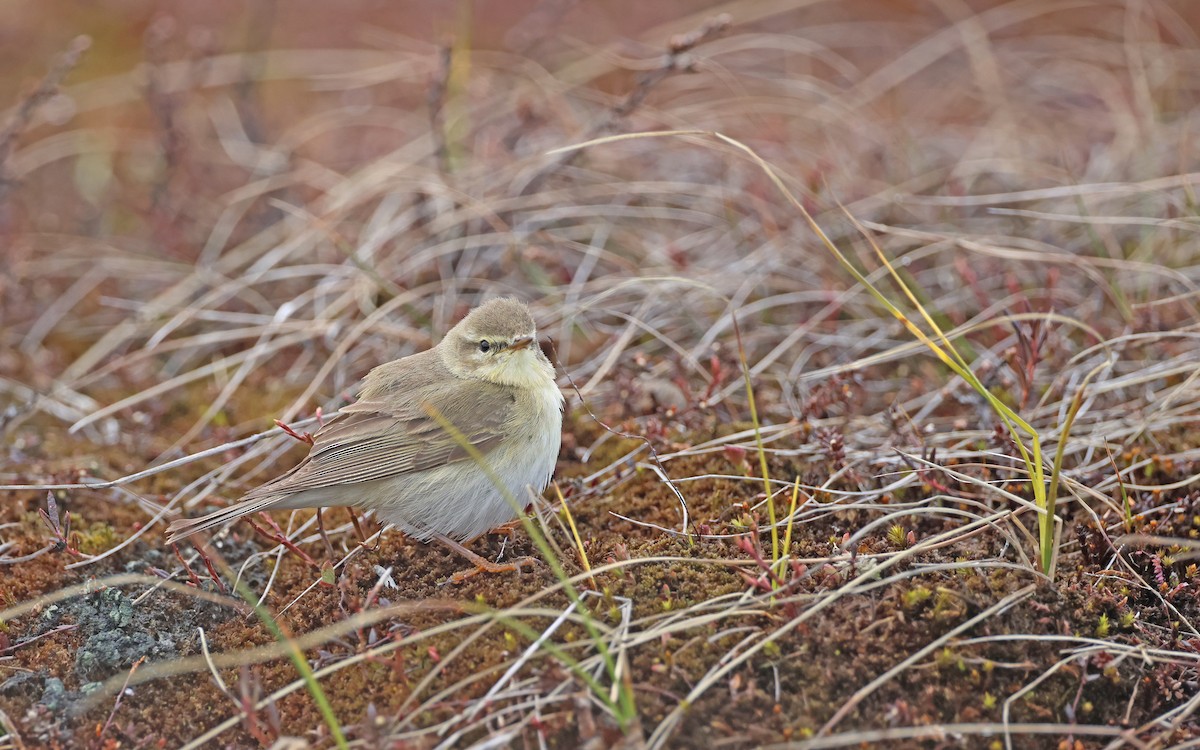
{"left": 479, "top": 340, "right": 491, "bottom": 353}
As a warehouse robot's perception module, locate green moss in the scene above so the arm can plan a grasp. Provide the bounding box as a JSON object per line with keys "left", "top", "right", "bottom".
{"left": 931, "top": 589, "right": 965, "bottom": 621}
{"left": 902, "top": 586, "right": 932, "bottom": 610}
{"left": 69, "top": 521, "right": 121, "bottom": 555}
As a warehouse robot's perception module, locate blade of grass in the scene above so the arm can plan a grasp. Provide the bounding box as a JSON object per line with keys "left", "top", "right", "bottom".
{"left": 1103, "top": 441, "right": 1133, "bottom": 533}
{"left": 550, "top": 128, "right": 1076, "bottom": 575}
{"left": 730, "top": 310, "right": 778, "bottom": 572}
{"left": 422, "top": 404, "right": 637, "bottom": 729}
{"left": 556, "top": 482, "right": 594, "bottom": 589}
{"left": 775, "top": 476, "right": 804, "bottom": 579}
{"left": 1046, "top": 359, "right": 1111, "bottom": 565}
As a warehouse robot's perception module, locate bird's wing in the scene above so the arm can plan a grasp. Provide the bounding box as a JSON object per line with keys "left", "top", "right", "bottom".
{"left": 244, "top": 373, "right": 516, "bottom": 498}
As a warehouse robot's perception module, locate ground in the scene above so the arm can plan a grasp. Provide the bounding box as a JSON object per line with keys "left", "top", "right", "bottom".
{"left": 3, "top": 2, "right": 1200, "bottom": 749}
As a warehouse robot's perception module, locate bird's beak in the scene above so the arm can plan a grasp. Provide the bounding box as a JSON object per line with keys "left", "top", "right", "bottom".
{"left": 509, "top": 336, "right": 535, "bottom": 351}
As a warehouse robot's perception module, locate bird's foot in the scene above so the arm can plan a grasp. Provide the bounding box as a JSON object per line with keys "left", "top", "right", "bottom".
{"left": 448, "top": 555, "right": 539, "bottom": 585}
{"left": 432, "top": 532, "right": 539, "bottom": 585}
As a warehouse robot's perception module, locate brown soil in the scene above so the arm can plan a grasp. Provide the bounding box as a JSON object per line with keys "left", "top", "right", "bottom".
{"left": 3, "top": 398, "right": 1199, "bottom": 748}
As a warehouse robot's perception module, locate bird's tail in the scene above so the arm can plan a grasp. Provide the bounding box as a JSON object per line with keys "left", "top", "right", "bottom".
{"left": 165, "top": 496, "right": 285, "bottom": 545}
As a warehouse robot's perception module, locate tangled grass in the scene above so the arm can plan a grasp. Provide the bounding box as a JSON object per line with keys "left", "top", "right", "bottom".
{"left": 3, "top": 2, "right": 1200, "bottom": 748}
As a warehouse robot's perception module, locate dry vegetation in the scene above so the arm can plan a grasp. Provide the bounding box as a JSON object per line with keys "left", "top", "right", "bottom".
{"left": 3, "top": 1, "right": 1200, "bottom": 748}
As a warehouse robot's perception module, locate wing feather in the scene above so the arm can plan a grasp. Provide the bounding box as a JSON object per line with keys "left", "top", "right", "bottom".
{"left": 244, "top": 354, "right": 516, "bottom": 499}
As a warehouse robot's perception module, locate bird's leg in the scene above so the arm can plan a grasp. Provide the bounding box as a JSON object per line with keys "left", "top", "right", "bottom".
{"left": 348, "top": 508, "right": 380, "bottom": 551}
{"left": 486, "top": 505, "right": 534, "bottom": 543}
{"left": 490, "top": 519, "right": 524, "bottom": 539}
{"left": 431, "top": 532, "right": 537, "bottom": 584}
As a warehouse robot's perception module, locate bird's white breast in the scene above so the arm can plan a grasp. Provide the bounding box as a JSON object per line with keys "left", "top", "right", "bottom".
{"left": 365, "top": 360, "right": 563, "bottom": 542}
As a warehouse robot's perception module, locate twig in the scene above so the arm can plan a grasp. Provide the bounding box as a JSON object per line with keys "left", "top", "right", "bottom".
{"left": 0, "top": 36, "right": 91, "bottom": 206}
{"left": 247, "top": 514, "right": 321, "bottom": 569}
{"left": 549, "top": 338, "right": 693, "bottom": 537}
{"left": 95, "top": 656, "right": 146, "bottom": 749}
{"left": 516, "top": 14, "right": 730, "bottom": 196}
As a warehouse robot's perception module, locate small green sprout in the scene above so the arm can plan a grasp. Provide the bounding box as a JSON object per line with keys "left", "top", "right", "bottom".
{"left": 902, "top": 586, "right": 932, "bottom": 609}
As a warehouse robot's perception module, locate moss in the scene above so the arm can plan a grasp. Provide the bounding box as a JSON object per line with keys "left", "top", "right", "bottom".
{"left": 69, "top": 520, "right": 122, "bottom": 555}
{"left": 5, "top": 330, "right": 1200, "bottom": 749}
{"left": 901, "top": 585, "right": 932, "bottom": 610}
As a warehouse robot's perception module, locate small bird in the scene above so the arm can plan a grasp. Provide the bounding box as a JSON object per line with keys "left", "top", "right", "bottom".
{"left": 166, "top": 297, "right": 564, "bottom": 580}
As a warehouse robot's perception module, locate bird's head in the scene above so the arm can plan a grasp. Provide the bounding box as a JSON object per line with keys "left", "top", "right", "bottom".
{"left": 443, "top": 297, "right": 551, "bottom": 387}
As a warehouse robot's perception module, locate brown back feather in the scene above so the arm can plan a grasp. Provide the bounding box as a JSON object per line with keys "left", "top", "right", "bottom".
{"left": 243, "top": 348, "right": 516, "bottom": 499}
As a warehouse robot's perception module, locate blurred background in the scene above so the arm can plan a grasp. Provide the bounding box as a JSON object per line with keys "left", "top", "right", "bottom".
{"left": 6, "top": 0, "right": 1199, "bottom": 425}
